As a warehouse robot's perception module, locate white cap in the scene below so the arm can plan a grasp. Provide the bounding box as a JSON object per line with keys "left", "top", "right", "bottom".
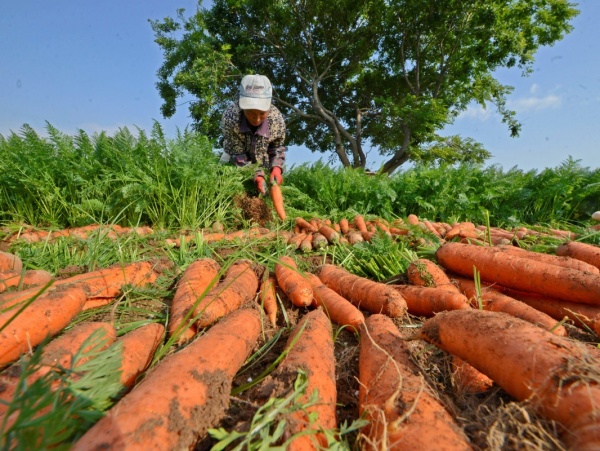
{"left": 239, "top": 74, "right": 272, "bottom": 111}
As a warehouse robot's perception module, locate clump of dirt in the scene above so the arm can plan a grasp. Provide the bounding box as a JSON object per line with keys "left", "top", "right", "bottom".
{"left": 234, "top": 194, "right": 272, "bottom": 226}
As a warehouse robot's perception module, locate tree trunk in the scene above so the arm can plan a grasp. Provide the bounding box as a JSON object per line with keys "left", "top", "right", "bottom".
{"left": 379, "top": 125, "right": 411, "bottom": 174}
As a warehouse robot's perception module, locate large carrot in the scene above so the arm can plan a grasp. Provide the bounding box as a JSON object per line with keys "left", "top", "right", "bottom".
{"left": 306, "top": 273, "right": 365, "bottom": 331}
{"left": 271, "top": 182, "right": 286, "bottom": 221}
{"left": 454, "top": 276, "right": 567, "bottom": 336}
{"left": 556, "top": 241, "right": 600, "bottom": 271}
{"left": 168, "top": 258, "right": 221, "bottom": 344}
{"left": 496, "top": 244, "right": 599, "bottom": 274}
{"left": 193, "top": 259, "right": 258, "bottom": 328}
{"left": 418, "top": 309, "right": 600, "bottom": 450}
{"left": 359, "top": 314, "right": 471, "bottom": 451}
{"left": 436, "top": 242, "right": 600, "bottom": 306}
{"left": 393, "top": 285, "right": 470, "bottom": 317}
{"left": 0, "top": 251, "right": 22, "bottom": 273}
{"left": 71, "top": 308, "right": 262, "bottom": 451}
{"left": 259, "top": 272, "right": 278, "bottom": 326}
{"left": 0, "top": 270, "right": 54, "bottom": 294}
{"left": 406, "top": 258, "right": 460, "bottom": 293}
{"left": 274, "top": 256, "right": 313, "bottom": 308}
{"left": 0, "top": 285, "right": 88, "bottom": 366}
{"left": 316, "top": 264, "right": 407, "bottom": 317}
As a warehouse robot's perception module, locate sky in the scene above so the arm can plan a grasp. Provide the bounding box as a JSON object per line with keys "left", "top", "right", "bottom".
{"left": 1, "top": 1, "right": 598, "bottom": 173}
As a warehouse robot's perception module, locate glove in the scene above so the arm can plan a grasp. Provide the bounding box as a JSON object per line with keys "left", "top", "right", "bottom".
{"left": 256, "top": 176, "right": 267, "bottom": 195}
{"left": 270, "top": 167, "right": 283, "bottom": 185}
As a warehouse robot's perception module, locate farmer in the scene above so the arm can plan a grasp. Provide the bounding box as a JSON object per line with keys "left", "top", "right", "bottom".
{"left": 220, "top": 74, "right": 287, "bottom": 195}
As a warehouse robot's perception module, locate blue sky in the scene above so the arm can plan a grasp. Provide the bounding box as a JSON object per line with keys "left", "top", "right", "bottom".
{"left": 1, "top": 1, "right": 598, "bottom": 172}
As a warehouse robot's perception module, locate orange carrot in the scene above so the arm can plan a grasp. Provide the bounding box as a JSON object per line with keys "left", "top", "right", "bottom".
{"left": 436, "top": 242, "right": 600, "bottom": 306}
{"left": 339, "top": 218, "right": 350, "bottom": 234}
{"left": 271, "top": 183, "right": 286, "bottom": 221}
{"left": 317, "top": 264, "right": 407, "bottom": 317}
{"left": 406, "top": 258, "right": 460, "bottom": 293}
{"left": 388, "top": 227, "right": 409, "bottom": 236}
{"left": 451, "top": 356, "right": 494, "bottom": 394}
{"left": 556, "top": 241, "right": 600, "bottom": 271}
{"left": 306, "top": 273, "right": 365, "bottom": 331}
{"left": 0, "top": 284, "right": 88, "bottom": 366}
{"left": 354, "top": 214, "right": 368, "bottom": 233}
{"left": 359, "top": 314, "right": 471, "bottom": 451}
{"left": 295, "top": 217, "right": 317, "bottom": 233}
{"left": 0, "top": 251, "right": 22, "bottom": 273}
{"left": 168, "top": 258, "right": 221, "bottom": 344}
{"left": 299, "top": 233, "right": 313, "bottom": 253}
{"left": 418, "top": 309, "right": 600, "bottom": 450}
{"left": 422, "top": 220, "right": 442, "bottom": 238}
{"left": 454, "top": 276, "right": 567, "bottom": 336}
{"left": 393, "top": 285, "right": 470, "bottom": 317}
{"left": 287, "top": 232, "right": 308, "bottom": 250}
{"left": 193, "top": 259, "right": 258, "bottom": 328}
{"left": 318, "top": 224, "right": 340, "bottom": 244}
{"left": 347, "top": 231, "right": 364, "bottom": 244}
{"left": 259, "top": 273, "right": 278, "bottom": 326}
{"left": 496, "top": 244, "right": 599, "bottom": 274}
{"left": 72, "top": 308, "right": 262, "bottom": 451}
{"left": 0, "top": 270, "right": 53, "bottom": 294}
{"left": 274, "top": 256, "right": 313, "bottom": 308}
{"left": 406, "top": 214, "right": 419, "bottom": 226}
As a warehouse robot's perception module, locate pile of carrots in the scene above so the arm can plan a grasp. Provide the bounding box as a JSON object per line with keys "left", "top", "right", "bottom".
{"left": 1, "top": 216, "right": 600, "bottom": 449}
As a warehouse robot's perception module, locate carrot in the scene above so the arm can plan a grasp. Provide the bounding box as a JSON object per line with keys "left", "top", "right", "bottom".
{"left": 556, "top": 241, "right": 600, "bottom": 271}
{"left": 72, "top": 308, "right": 262, "bottom": 451}
{"left": 388, "top": 227, "right": 409, "bottom": 236}
{"left": 393, "top": 285, "right": 470, "bottom": 317}
{"left": 0, "top": 270, "right": 53, "bottom": 294}
{"left": 295, "top": 217, "right": 317, "bottom": 233}
{"left": 406, "top": 258, "right": 460, "bottom": 293}
{"left": 288, "top": 232, "right": 308, "bottom": 250}
{"left": 359, "top": 314, "right": 471, "bottom": 451}
{"left": 317, "top": 264, "right": 407, "bottom": 317}
{"left": 113, "top": 322, "right": 164, "bottom": 388}
{"left": 274, "top": 256, "right": 313, "bottom": 307}
{"left": 193, "top": 259, "right": 258, "bottom": 328}
{"left": 258, "top": 308, "right": 337, "bottom": 450}
{"left": 436, "top": 242, "right": 600, "bottom": 306}
{"left": 299, "top": 233, "right": 313, "bottom": 253}
{"left": 418, "top": 309, "right": 600, "bottom": 450}
{"left": 354, "top": 214, "right": 368, "bottom": 233}
{"left": 454, "top": 276, "right": 567, "bottom": 336}
{"left": 318, "top": 224, "right": 340, "bottom": 244}
{"left": 0, "top": 284, "right": 88, "bottom": 366}
{"left": 406, "top": 214, "right": 419, "bottom": 226}
{"left": 496, "top": 244, "right": 599, "bottom": 274}
{"left": 168, "top": 258, "right": 221, "bottom": 344}
{"left": 347, "top": 231, "right": 364, "bottom": 244}
{"left": 451, "top": 356, "right": 494, "bottom": 394}
{"left": 271, "top": 182, "right": 286, "bottom": 221}
{"left": 339, "top": 218, "right": 350, "bottom": 235}
{"left": 361, "top": 231, "right": 375, "bottom": 242}
{"left": 0, "top": 251, "right": 22, "bottom": 273}
{"left": 306, "top": 273, "right": 365, "bottom": 331}
{"left": 422, "top": 220, "right": 442, "bottom": 238}
{"left": 259, "top": 273, "right": 278, "bottom": 326}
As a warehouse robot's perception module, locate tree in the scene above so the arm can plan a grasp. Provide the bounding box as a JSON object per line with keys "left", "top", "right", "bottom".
{"left": 151, "top": 0, "right": 578, "bottom": 174}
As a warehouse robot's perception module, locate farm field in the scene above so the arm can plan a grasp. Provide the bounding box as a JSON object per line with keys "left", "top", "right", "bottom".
{"left": 1, "top": 125, "right": 600, "bottom": 450}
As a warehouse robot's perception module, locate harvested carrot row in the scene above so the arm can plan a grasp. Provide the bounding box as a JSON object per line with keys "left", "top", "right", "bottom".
{"left": 0, "top": 284, "right": 88, "bottom": 366}
{"left": 418, "top": 309, "right": 600, "bottom": 450}
{"left": 317, "top": 264, "right": 407, "bottom": 317}
{"left": 393, "top": 285, "right": 470, "bottom": 317}
{"left": 193, "top": 259, "right": 258, "bottom": 328}
{"left": 454, "top": 276, "right": 567, "bottom": 336}
{"left": 0, "top": 270, "right": 53, "bottom": 294}
{"left": 436, "top": 242, "right": 600, "bottom": 306}
{"left": 168, "top": 258, "right": 221, "bottom": 344}
{"left": 556, "top": 241, "right": 600, "bottom": 271}
{"left": 406, "top": 258, "right": 460, "bottom": 293}
{"left": 259, "top": 273, "right": 278, "bottom": 326}
{"left": 271, "top": 182, "right": 286, "bottom": 221}
{"left": 306, "top": 273, "right": 365, "bottom": 331}
{"left": 451, "top": 356, "right": 494, "bottom": 394}
{"left": 274, "top": 256, "right": 313, "bottom": 308}
{"left": 0, "top": 251, "right": 22, "bottom": 273}
{"left": 496, "top": 244, "right": 599, "bottom": 274}
{"left": 359, "top": 314, "right": 471, "bottom": 451}
{"left": 72, "top": 308, "right": 262, "bottom": 451}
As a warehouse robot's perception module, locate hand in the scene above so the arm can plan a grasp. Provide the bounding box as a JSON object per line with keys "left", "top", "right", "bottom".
{"left": 270, "top": 167, "right": 283, "bottom": 185}
{"left": 256, "top": 176, "right": 267, "bottom": 195}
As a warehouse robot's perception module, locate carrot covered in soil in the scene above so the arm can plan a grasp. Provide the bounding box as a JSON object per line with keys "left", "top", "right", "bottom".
{"left": 318, "top": 224, "right": 340, "bottom": 244}
{"left": 316, "top": 264, "right": 407, "bottom": 317}
{"left": 556, "top": 241, "right": 600, "bottom": 271}
{"left": 0, "top": 251, "right": 22, "bottom": 273}
{"left": 393, "top": 285, "right": 470, "bottom": 317}
{"left": 168, "top": 258, "right": 221, "bottom": 344}
{"left": 418, "top": 309, "right": 600, "bottom": 450}
{"left": 71, "top": 308, "right": 262, "bottom": 451}
{"left": 406, "top": 258, "right": 460, "bottom": 293}
{"left": 193, "top": 259, "right": 258, "bottom": 328}
{"left": 274, "top": 256, "right": 313, "bottom": 308}
{"left": 305, "top": 273, "right": 365, "bottom": 331}
{"left": 271, "top": 182, "right": 286, "bottom": 221}
{"left": 0, "top": 270, "right": 53, "bottom": 294}
{"left": 259, "top": 272, "right": 278, "bottom": 326}
{"left": 0, "top": 285, "right": 88, "bottom": 366}
{"left": 454, "top": 276, "right": 567, "bottom": 336}
{"left": 435, "top": 242, "right": 600, "bottom": 306}
{"left": 496, "top": 244, "right": 599, "bottom": 274}
{"left": 358, "top": 314, "right": 471, "bottom": 451}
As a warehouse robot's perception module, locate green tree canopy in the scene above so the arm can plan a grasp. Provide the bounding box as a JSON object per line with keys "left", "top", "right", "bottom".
{"left": 150, "top": 0, "right": 578, "bottom": 174}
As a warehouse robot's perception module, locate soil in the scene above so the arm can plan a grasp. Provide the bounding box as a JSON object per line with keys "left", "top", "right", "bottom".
{"left": 234, "top": 193, "right": 272, "bottom": 226}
